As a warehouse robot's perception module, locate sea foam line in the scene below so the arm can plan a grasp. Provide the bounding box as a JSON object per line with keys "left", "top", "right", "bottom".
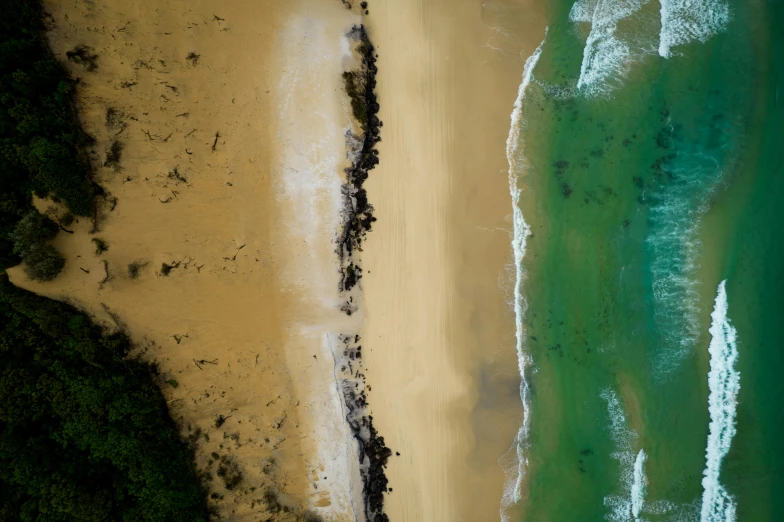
{"left": 700, "top": 280, "right": 740, "bottom": 522}
{"left": 602, "top": 389, "right": 704, "bottom": 522}
{"left": 647, "top": 151, "right": 726, "bottom": 377}
{"left": 499, "top": 30, "right": 547, "bottom": 519}
{"left": 601, "top": 388, "right": 647, "bottom": 522}
{"left": 631, "top": 449, "right": 648, "bottom": 521}
{"left": 570, "top": 0, "right": 649, "bottom": 96}
{"left": 658, "top": 0, "right": 731, "bottom": 58}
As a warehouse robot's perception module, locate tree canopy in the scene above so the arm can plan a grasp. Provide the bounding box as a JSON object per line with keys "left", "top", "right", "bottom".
{"left": 0, "top": 0, "right": 95, "bottom": 274}
{"left": 0, "top": 276, "right": 209, "bottom": 521}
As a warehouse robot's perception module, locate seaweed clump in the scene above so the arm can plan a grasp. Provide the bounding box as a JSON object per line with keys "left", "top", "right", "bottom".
{"left": 338, "top": 25, "right": 381, "bottom": 293}
{"left": 334, "top": 26, "right": 392, "bottom": 522}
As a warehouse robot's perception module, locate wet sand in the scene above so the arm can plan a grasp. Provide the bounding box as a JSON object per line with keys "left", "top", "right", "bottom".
{"left": 363, "top": 1, "right": 546, "bottom": 520}
{"left": 10, "top": 0, "right": 365, "bottom": 519}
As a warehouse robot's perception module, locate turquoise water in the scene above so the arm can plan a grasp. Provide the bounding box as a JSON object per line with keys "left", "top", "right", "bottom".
{"left": 504, "top": 0, "right": 783, "bottom": 519}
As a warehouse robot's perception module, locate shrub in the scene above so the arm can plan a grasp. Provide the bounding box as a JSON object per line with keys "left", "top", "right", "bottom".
{"left": 22, "top": 242, "right": 65, "bottom": 281}
{"left": 10, "top": 211, "right": 58, "bottom": 256}
{"left": 10, "top": 211, "right": 65, "bottom": 280}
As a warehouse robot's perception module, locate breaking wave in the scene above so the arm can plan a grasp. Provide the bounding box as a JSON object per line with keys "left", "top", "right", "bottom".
{"left": 658, "top": 0, "right": 731, "bottom": 58}
{"left": 699, "top": 280, "right": 740, "bottom": 521}
{"left": 570, "top": 0, "right": 650, "bottom": 96}
{"left": 499, "top": 30, "right": 547, "bottom": 521}
{"left": 601, "top": 388, "right": 646, "bottom": 522}
{"left": 632, "top": 449, "right": 648, "bottom": 521}
{"left": 647, "top": 150, "right": 724, "bottom": 376}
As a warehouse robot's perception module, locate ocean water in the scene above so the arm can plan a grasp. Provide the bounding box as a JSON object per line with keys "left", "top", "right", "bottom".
{"left": 503, "top": 0, "right": 783, "bottom": 519}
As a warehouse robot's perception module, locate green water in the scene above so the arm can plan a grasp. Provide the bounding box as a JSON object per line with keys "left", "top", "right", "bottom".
{"left": 508, "top": 0, "right": 783, "bottom": 519}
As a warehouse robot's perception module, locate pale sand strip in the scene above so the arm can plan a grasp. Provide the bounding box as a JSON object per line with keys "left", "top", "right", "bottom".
{"left": 272, "top": 2, "right": 367, "bottom": 519}
{"left": 363, "top": 1, "right": 546, "bottom": 521}
{"left": 9, "top": 0, "right": 363, "bottom": 520}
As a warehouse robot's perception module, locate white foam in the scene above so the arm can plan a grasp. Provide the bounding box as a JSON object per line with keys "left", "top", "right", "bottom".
{"left": 601, "top": 388, "right": 641, "bottom": 522}
{"left": 499, "top": 31, "right": 547, "bottom": 521}
{"left": 699, "top": 280, "right": 740, "bottom": 521}
{"left": 658, "top": 0, "right": 731, "bottom": 58}
{"left": 632, "top": 449, "right": 648, "bottom": 520}
{"left": 570, "top": 0, "right": 650, "bottom": 96}
{"left": 647, "top": 153, "right": 724, "bottom": 377}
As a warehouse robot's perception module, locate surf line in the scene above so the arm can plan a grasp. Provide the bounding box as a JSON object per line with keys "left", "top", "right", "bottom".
{"left": 658, "top": 0, "right": 731, "bottom": 58}
{"left": 569, "top": 0, "right": 648, "bottom": 96}
{"left": 601, "top": 388, "right": 649, "bottom": 522}
{"left": 500, "top": 30, "right": 547, "bottom": 518}
{"left": 700, "top": 280, "right": 740, "bottom": 522}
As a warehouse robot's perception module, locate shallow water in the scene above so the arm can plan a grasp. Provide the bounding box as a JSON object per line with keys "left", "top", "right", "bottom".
{"left": 504, "top": 0, "right": 783, "bottom": 519}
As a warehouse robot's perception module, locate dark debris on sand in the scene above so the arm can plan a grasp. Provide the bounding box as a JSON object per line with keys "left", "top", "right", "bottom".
{"left": 338, "top": 335, "right": 392, "bottom": 522}
{"left": 334, "top": 25, "right": 393, "bottom": 522}
{"left": 338, "top": 25, "right": 381, "bottom": 293}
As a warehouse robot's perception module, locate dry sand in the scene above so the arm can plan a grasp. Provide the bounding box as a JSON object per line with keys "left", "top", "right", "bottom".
{"left": 9, "top": 0, "right": 369, "bottom": 520}
{"left": 362, "top": 1, "right": 546, "bottom": 521}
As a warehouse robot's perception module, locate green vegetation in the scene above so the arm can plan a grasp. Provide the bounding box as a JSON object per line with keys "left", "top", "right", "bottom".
{"left": 10, "top": 211, "right": 65, "bottom": 281}
{"left": 1, "top": 0, "right": 96, "bottom": 273}
{"left": 0, "top": 2, "right": 211, "bottom": 520}
{"left": 0, "top": 276, "right": 209, "bottom": 520}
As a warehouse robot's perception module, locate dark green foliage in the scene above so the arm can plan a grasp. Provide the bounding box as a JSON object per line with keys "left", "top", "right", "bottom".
{"left": 9, "top": 210, "right": 57, "bottom": 256}
{"left": 9, "top": 211, "right": 65, "bottom": 280}
{"left": 0, "top": 0, "right": 95, "bottom": 271}
{"left": 59, "top": 211, "right": 74, "bottom": 227}
{"left": 0, "top": 275, "right": 209, "bottom": 521}
{"left": 0, "top": 4, "right": 210, "bottom": 520}
{"left": 20, "top": 242, "right": 64, "bottom": 281}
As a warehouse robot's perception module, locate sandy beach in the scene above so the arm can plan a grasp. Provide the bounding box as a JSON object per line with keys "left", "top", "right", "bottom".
{"left": 9, "top": 0, "right": 370, "bottom": 519}
{"left": 8, "top": 0, "right": 548, "bottom": 520}
{"left": 362, "top": 1, "right": 545, "bottom": 520}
